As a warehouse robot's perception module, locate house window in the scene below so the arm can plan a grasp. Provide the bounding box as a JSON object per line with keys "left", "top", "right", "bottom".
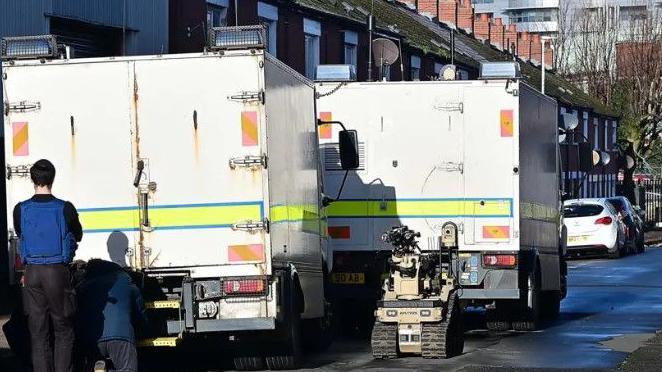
{"left": 207, "top": 0, "right": 228, "bottom": 28}
{"left": 612, "top": 120, "right": 617, "bottom": 146}
{"left": 383, "top": 65, "right": 391, "bottom": 81}
{"left": 434, "top": 62, "right": 443, "bottom": 78}
{"left": 304, "top": 18, "right": 321, "bottom": 79}
{"left": 604, "top": 119, "right": 609, "bottom": 150}
{"left": 258, "top": 2, "right": 278, "bottom": 56}
{"left": 457, "top": 69, "right": 469, "bottom": 80}
{"left": 344, "top": 31, "right": 358, "bottom": 72}
{"left": 582, "top": 111, "right": 589, "bottom": 138}
{"left": 410, "top": 55, "right": 421, "bottom": 81}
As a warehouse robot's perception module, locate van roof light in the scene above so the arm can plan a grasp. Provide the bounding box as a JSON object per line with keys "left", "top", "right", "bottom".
{"left": 1, "top": 35, "right": 59, "bottom": 60}
{"left": 207, "top": 25, "right": 266, "bottom": 51}
{"left": 479, "top": 62, "right": 521, "bottom": 80}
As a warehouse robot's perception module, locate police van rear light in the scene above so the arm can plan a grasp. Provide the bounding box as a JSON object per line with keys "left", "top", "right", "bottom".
{"left": 483, "top": 254, "right": 517, "bottom": 267}
{"left": 223, "top": 278, "right": 267, "bottom": 296}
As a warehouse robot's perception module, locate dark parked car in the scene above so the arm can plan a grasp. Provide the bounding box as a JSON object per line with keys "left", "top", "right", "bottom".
{"left": 606, "top": 197, "right": 645, "bottom": 254}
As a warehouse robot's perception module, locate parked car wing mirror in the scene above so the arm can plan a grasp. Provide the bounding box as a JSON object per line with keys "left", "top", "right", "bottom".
{"left": 338, "top": 130, "right": 360, "bottom": 170}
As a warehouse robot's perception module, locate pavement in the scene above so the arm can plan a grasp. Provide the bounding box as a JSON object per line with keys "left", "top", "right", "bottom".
{"left": 4, "top": 245, "right": 662, "bottom": 371}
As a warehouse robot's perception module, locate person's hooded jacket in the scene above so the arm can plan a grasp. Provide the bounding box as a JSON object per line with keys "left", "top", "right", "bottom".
{"left": 76, "top": 260, "right": 147, "bottom": 344}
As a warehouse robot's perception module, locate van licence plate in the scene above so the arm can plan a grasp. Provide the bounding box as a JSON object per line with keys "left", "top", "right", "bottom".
{"left": 330, "top": 272, "right": 365, "bottom": 284}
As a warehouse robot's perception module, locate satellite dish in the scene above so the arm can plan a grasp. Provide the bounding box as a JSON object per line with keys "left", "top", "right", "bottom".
{"left": 562, "top": 113, "right": 579, "bottom": 131}
{"left": 440, "top": 64, "right": 457, "bottom": 81}
{"left": 372, "top": 38, "right": 399, "bottom": 68}
{"left": 600, "top": 151, "right": 611, "bottom": 166}
{"left": 592, "top": 150, "right": 601, "bottom": 166}
{"left": 372, "top": 38, "right": 399, "bottom": 66}
{"left": 626, "top": 155, "right": 635, "bottom": 169}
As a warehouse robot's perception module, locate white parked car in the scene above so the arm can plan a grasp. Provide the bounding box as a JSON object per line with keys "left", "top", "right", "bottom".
{"left": 563, "top": 199, "right": 627, "bottom": 258}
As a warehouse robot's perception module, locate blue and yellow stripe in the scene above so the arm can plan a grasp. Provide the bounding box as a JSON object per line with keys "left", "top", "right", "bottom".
{"left": 79, "top": 201, "right": 264, "bottom": 233}
{"left": 326, "top": 198, "right": 513, "bottom": 219}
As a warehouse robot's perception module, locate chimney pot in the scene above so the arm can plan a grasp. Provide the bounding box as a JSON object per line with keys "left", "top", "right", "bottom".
{"left": 480, "top": 13, "right": 489, "bottom": 21}
{"left": 495, "top": 17, "right": 503, "bottom": 26}
{"left": 508, "top": 24, "right": 517, "bottom": 32}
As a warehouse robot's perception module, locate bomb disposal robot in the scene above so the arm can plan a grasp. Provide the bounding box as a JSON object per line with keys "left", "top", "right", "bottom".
{"left": 372, "top": 224, "right": 464, "bottom": 359}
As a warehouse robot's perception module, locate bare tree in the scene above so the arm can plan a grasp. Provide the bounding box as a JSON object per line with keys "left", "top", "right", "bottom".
{"left": 571, "top": 0, "right": 619, "bottom": 104}
{"left": 553, "top": 0, "right": 575, "bottom": 74}
{"left": 616, "top": 7, "right": 662, "bottom": 199}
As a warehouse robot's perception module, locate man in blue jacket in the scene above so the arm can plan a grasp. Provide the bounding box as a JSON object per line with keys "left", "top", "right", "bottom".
{"left": 14, "top": 159, "right": 83, "bottom": 372}
{"left": 76, "top": 259, "right": 147, "bottom": 372}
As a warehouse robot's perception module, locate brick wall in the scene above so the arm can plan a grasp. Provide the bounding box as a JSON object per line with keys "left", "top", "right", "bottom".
{"left": 457, "top": 0, "right": 473, "bottom": 32}
{"left": 439, "top": 1, "right": 457, "bottom": 27}
{"left": 418, "top": 0, "right": 439, "bottom": 18}
{"left": 490, "top": 18, "right": 505, "bottom": 50}
{"left": 474, "top": 13, "right": 490, "bottom": 41}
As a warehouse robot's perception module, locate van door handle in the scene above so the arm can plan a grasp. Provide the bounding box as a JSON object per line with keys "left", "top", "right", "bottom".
{"left": 133, "top": 160, "right": 145, "bottom": 187}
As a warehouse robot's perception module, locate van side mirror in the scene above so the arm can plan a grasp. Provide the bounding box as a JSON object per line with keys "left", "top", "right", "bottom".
{"left": 338, "top": 130, "right": 360, "bottom": 170}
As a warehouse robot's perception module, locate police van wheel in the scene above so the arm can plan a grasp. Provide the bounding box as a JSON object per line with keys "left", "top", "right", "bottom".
{"left": 266, "top": 277, "right": 303, "bottom": 370}
{"left": 486, "top": 308, "right": 511, "bottom": 333}
{"left": 371, "top": 321, "right": 398, "bottom": 359}
{"left": 512, "top": 267, "right": 541, "bottom": 331}
{"left": 233, "top": 356, "right": 265, "bottom": 371}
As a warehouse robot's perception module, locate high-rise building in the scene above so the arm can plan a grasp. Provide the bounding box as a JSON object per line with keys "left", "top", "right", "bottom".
{"left": 473, "top": 0, "right": 560, "bottom": 34}
{"left": 473, "top": 0, "right": 661, "bottom": 38}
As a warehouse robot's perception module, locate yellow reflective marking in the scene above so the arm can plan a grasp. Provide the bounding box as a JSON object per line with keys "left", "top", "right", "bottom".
{"left": 145, "top": 300, "right": 180, "bottom": 309}
{"left": 326, "top": 200, "right": 512, "bottom": 218}
{"left": 520, "top": 202, "right": 558, "bottom": 222}
{"left": 270, "top": 204, "right": 322, "bottom": 235}
{"left": 137, "top": 337, "right": 180, "bottom": 347}
{"left": 79, "top": 203, "right": 262, "bottom": 232}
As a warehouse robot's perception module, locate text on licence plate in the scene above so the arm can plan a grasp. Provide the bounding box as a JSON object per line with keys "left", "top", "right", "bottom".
{"left": 568, "top": 235, "right": 589, "bottom": 243}
{"left": 330, "top": 272, "right": 365, "bottom": 284}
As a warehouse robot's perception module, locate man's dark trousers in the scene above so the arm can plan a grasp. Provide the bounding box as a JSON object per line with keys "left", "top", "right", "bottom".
{"left": 23, "top": 264, "right": 76, "bottom": 372}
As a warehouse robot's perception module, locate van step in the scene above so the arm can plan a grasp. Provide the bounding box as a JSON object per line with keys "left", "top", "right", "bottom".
{"left": 145, "top": 300, "right": 181, "bottom": 309}
{"left": 137, "top": 337, "right": 181, "bottom": 348}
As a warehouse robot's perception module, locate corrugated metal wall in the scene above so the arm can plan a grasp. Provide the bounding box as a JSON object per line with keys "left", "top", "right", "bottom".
{"left": 125, "top": 0, "right": 169, "bottom": 55}
{"left": 51, "top": 0, "right": 168, "bottom": 55}
{"left": 0, "top": 0, "right": 168, "bottom": 56}
{"left": 0, "top": 0, "right": 50, "bottom": 37}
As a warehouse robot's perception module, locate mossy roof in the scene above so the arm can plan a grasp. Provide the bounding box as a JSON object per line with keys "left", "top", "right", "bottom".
{"left": 292, "top": 0, "right": 617, "bottom": 117}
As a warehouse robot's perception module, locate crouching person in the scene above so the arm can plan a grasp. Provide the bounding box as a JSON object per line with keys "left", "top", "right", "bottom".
{"left": 76, "top": 259, "right": 147, "bottom": 372}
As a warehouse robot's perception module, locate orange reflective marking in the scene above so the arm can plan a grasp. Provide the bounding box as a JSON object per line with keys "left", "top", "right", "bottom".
{"left": 319, "top": 112, "right": 332, "bottom": 139}
{"left": 500, "top": 110, "right": 514, "bottom": 137}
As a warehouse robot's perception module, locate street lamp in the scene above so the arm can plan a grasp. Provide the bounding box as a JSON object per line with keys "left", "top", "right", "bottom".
{"left": 541, "top": 35, "right": 555, "bottom": 95}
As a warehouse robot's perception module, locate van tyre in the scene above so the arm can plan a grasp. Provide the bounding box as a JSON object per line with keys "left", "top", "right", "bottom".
{"left": 512, "top": 267, "right": 541, "bottom": 332}
{"left": 371, "top": 321, "right": 398, "bottom": 359}
{"left": 486, "top": 308, "right": 511, "bottom": 333}
{"left": 302, "top": 300, "right": 336, "bottom": 352}
{"left": 540, "top": 290, "right": 561, "bottom": 320}
{"left": 265, "top": 313, "right": 302, "bottom": 370}
{"left": 421, "top": 292, "right": 464, "bottom": 358}
{"left": 234, "top": 356, "right": 265, "bottom": 371}
{"left": 266, "top": 276, "right": 303, "bottom": 370}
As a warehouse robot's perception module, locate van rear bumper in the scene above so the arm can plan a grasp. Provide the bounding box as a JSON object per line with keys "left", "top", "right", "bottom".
{"left": 166, "top": 317, "right": 276, "bottom": 334}
{"left": 459, "top": 288, "right": 520, "bottom": 299}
